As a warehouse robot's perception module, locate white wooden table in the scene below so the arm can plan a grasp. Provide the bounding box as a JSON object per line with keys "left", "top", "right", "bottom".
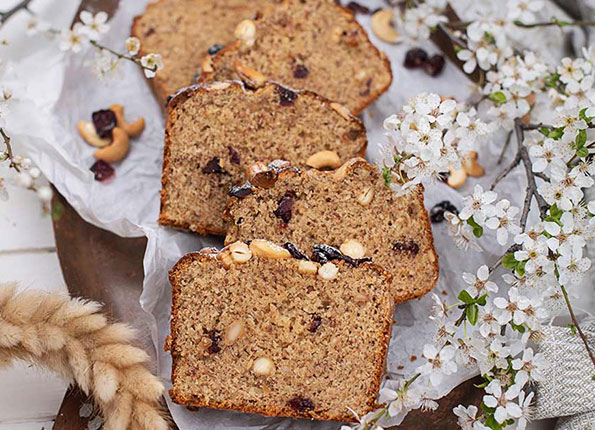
{"left": 0, "top": 166, "right": 68, "bottom": 430}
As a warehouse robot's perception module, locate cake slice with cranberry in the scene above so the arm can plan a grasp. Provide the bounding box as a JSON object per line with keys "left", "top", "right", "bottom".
{"left": 199, "top": 0, "right": 393, "bottom": 114}
{"left": 160, "top": 81, "right": 366, "bottom": 235}
{"left": 167, "top": 240, "right": 394, "bottom": 421}
{"left": 224, "top": 159, "right": 439, "bottom": 301}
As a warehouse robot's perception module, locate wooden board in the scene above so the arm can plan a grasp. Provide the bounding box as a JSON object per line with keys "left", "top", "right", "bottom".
{"left": 50, "top": 0, "right": 482, "bottom": 428}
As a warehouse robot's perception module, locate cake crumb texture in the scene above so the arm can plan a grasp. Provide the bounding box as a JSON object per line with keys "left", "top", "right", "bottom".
{"left": 168, "top": 248, "right": 395, "bottom": 422}
{"left": 201, "top": 0, "right": 393, "bottom": 114}
{"left": 131, "top": 0, "right": 270, "bottom": 107}
{"left": 224, "top": 159, "right": 439, "bottom": 301}
{"left": 160, "top": 82, "right": 367, "bottom": 235}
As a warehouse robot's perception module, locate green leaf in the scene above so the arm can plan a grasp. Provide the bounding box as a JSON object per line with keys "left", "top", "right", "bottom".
{"left": 576, "top": 129, "right": 587, "bottom": 147}
{"left": 580, "top": 107, "right": 593, "bottom": 124}
{"left": 544, "top": 73, "right": 560, "bottom": 89}
{"left": 51, "top": 201, "right": 64, "bottom": 221}
{"left": 480, "top": 402, "right": 497, "bottom": 414}
{"left": 548, "top": 127, "right": 565, "bottom": 140}
{"left": 467, "top": 216, "right": 484, "bottom": 238}
{"left": 577, "top": 147, "right": 589, "bottom": 159}
{"left": 516, "top": 260, "right": 526, "bottom": 276}
{"left": 568, "top": 323, "right": 577, "bottom": 335}
{"left": 538, "top": 126, "right": 551, "bottom": 136}
{"left": 502, "top": 253, "right": 518, "bottom": 270}
{"left": 488, "top": 91, "right": 507, "bottom": 105}
{"left": 466, "top": 304, "right": 479, "bottom": 325}
{"left": 458, "top": 290, "right": 475, "bottom": 304}
{"left": 484, "top": 414, "right": 503, "bottom": 430}
{"left": 510, "top": 321, "right": 526, "bottom": 333}
{"left": 382, "top": 167, "right": 392, "bottom": 187}
{"left": 549, "top": 203, "right": 563, "bottom": 220}
{"left": 476, "top": 294, "right": 488, "bottom": 306}
{"left": 474, "top": 379, "right": 490, "bottom": 389}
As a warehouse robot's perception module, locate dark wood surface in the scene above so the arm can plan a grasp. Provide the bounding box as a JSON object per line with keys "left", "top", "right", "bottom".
{"left": 49, "top": 0, "right": 481, "bottom": 428}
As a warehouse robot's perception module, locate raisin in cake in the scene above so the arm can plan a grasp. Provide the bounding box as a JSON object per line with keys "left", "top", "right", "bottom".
{"left": 167, "top": 240, "right": 394, "bottom": 421}
{"left": 199, "top": 0, "right": 393, "bottom": 115}
{"left": 224, "top": 159, "right": 439, "bottom": 301}
{"left": 160, "top": 81, "right": 367, "bottom": 235}
{"left": 131, "top": 0, "right": 269, "bottom": 107}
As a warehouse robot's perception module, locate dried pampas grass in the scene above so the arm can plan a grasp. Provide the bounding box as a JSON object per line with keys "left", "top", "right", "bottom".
{"left": 0, "top": 283, "right": 169, "bottom": 430}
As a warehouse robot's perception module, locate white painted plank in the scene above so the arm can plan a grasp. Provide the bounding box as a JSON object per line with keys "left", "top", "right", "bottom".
{"left": 0, "top": 421, "right": 56, "bottom": 430}
{"left": 0, "top": 166, "right": 56, "bottom": 252}
{"left": 0, "top": 251, "right": 68, "bottom": 423}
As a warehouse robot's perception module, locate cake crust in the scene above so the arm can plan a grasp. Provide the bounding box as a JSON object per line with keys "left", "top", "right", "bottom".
{"left": 159, "top": 81, "right": 367, "bottom": 235}
{"left": 224, "top": 158, "right": 439, "bottom": 301}
{"left": 167, "top": 243, "right": 395, "bottom": 422}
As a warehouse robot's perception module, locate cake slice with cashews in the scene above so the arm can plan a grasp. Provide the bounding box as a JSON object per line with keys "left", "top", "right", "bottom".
{"left": 224, "top": 158, "right": 439, "bottom": 302}
{"left": 167, "top": 239, "right": 394, "bottom": 422}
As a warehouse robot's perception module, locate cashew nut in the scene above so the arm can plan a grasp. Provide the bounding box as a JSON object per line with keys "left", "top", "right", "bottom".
{"left": 371, "top": 9, "right": 399, "bottom": 44}
{"left": 462, "top": 151, "right": 485, "bottom": 177}
{"left": 447, "top": 167, "right": 467, "bottom": 188}
{"left": 93, "top": 127, "right": 130, "bottom": 163}
{"left": 330, "top": 102, "right": 352, "bottom": 121}
{"left": 249, "top": 240, "right": 291, "bottom": 259}
{"left": 109, "top": 104, "right": 145, "bottom": 137}
{"left": 306, "top": 150, "right": 342, "bottom": 170}
{"left": 77, "top": 120, "right": 111, "bottom": 148}
{"left": 235, "top": 61, "right": 267, "bottom": 89}
{"left": 234, "top": 19, "right": 256, "bottom": 47}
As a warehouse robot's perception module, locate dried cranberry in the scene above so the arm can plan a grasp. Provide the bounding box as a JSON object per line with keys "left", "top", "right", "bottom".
{"left": 283, "top": 242, "right": 309, "bottom": 260}
{"left": 92, "top": 109, "right": 117, "bottom": 138}
{"left": 293, "top": 64, "right": 309, "bottom": 79}
{"left": 346, "top": 1, "right": 370, "bottom": 14}
{"left": 430, "top": 200, "right": 458, "bottom": 223}
{"left": 404, "top": 48, "right": 428, "bottom": 69}
{"left": 206, "top": 330, "right": 222, "bottom": 354}
{"left": 229, "top": 184, "right": 254, "bottom": 199}
{"left": 90, "top": 160, "right": 115, "bottom": 182}
{"left": 287, "top": 397, "right": 315, "bottom": 412}
{"left": 424, "top": 54, "right": 445, "bottom": 77}
{"left": 308, "top": 314, "right": 322, "bottom": 333}
{"left": 273, "top": 191, "right": 296, "bottom": 224}
{"left": 392, "top": 239, "right": 419, "bottom": 255}
{"left": 228, "top": 146, "right": 241, "bottom": 164}
{"left": 359, "top": 78, "right": 372, "bottom": 96}
{"left": 202, "top": 157, "right": 224, "bottom": 174}
{"left": 311, "top": 244, "right": 370, "bottom": 267}
{"left": 208, "top": 44, "right": 223, "bottom": 55}
{"left": 276, "top": 86, "right": 298, "bottom": 107}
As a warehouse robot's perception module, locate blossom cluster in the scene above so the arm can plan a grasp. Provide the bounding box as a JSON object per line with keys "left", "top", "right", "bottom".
{"left": 382, "top": 93, "right": 492, "bottom": 192}
{"left": 353, "top": 1, "right": 595, "bottom": 430}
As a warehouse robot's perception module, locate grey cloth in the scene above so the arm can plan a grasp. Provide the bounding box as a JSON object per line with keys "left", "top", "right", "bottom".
{"left": 533, "top": 321, "right": 595, "bottom": 429}
{"left": 555, "top": 411, "right": 595, "bottom": 430}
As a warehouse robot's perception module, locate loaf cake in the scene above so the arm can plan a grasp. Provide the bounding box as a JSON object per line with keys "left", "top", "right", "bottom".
{"left": 199, "top": 0, "right": 393, "bottom": 115}
{"left": 160, "top": 81, "right": 367, "bottom": 235}
{"left": 224, "top": 159, "right": 439, "bottom": 301}
{"left": 131, "top": 0, "right": 269, "bottom": 107}
{"left": 167, "top": 240, "right": 395, "bottom": 421}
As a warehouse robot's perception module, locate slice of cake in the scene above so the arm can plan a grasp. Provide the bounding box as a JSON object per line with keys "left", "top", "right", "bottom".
{"left": 167, "top": 240, "right": 394, "bottom": 421}
{"left": 224, "top": 159, "right": 439, "bottom": 301}
{"left": 160, "top": 81, "right": 367, "bottom": 235}
{"left": 199, "top": 0, "right": 393, "bottom": 115}
{"left": 131, "top": 0, "right": 269, "bottom": 107}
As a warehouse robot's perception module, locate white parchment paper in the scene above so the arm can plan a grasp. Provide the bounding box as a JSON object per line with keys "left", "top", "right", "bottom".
{"left": 3, "top": 0, "right": 584, "bottom": 428}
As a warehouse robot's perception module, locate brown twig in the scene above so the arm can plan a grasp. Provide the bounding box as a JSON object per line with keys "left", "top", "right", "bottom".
{"left": 0, "top": 127, "right": 21, "bottom": 173}
{"left": 514, "top": 18, "right": 595, "bottom": 28}
{"left": 0, "top": 0, "right": 33, "bottom": 25}
{"left": 497, "top": 131, "right": 513, "bottom": 165}
{"left": 560, "top": 285, "right": 595, "bottom": 371}
{"left": 491, "top": 151, "right": 521, "bottom": 190}
{"left": 88, "top": 40, "right": 157, "bottom": 74}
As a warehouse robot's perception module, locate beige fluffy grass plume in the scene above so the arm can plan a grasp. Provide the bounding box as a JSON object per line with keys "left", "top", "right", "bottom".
{"left": 0, "top": 283, "right": 169, "bottom": 430}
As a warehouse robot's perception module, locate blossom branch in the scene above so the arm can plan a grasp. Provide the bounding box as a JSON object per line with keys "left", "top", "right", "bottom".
{"left": 88, "top": 40, "right": 157, "bottom": 74}
{"left": 560, "top": 285, "right": 595, "bottom": 370}
{"left": 0, "top": 0, "right": 33, "bottom": 25}
{"left": 0, "top": 127, "right": 21, "bottom": 173}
